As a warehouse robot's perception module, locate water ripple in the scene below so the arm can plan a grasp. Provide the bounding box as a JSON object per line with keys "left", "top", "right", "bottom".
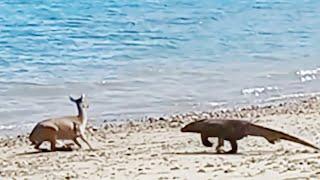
{"left": 1, "top": 0, "right": 320, "bottom": 135}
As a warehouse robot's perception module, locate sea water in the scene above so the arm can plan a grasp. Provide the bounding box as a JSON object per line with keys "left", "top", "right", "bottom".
{"left": 0, "top": 0, "right": 320, "bottom": 135}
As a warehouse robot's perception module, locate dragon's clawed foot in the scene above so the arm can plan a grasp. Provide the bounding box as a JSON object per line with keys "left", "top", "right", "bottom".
{"left": 216, "top": 146, "right": 225, "bottom": 154}
{"left": 225, "top": 150, "right": 237, "bottom": 154}
{"left": 267, "top": 138, "right": 280, "bottom": 144}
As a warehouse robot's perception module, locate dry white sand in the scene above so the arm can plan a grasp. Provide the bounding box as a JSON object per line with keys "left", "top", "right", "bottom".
{"left": 1, "top": 97, "right": 320, "bottom": 179}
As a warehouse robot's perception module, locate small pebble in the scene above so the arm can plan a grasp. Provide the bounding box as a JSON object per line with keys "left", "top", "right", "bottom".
{"left": 170, "top": 167, "right": 179, "bottom": 170}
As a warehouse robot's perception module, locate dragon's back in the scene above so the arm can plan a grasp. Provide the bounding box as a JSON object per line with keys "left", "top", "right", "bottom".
{"left": 200, "top": 118, "right": 250, "bottom": 140}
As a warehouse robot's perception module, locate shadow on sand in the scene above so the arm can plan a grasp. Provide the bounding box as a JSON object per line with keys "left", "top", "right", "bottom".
{"left": 16, "top": 147, "right": 74, "bottom": 156}
{"left": 164, "top": 151, "right": 243, "bottom": 156}
{"left": 16, "top": 147, "right": 100, "bottom": 156}
{"left": 165, "top": 150, "right": 280, "bottom": 156}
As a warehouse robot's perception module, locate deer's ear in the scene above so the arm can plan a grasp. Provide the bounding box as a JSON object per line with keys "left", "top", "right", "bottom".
{"left": 81, "top": 93, "right": 85, "bottom": 99}
{"left": 69, "top": 96, "right": 76, "bottom": 102}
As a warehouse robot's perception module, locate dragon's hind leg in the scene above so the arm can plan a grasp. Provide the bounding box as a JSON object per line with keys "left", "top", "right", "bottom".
{"left": 216, "top": 138, "right": 225, "bottom": 153}
{"left": 226, "top": 140, "right": 238, "bottom": 154}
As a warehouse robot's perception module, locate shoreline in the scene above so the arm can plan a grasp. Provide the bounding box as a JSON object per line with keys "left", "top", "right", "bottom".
{"left": 1, "top": 96, "right": 320, "bottom": 178}
{"left": 2, "top": 92, "right": 320, "bottom": 138}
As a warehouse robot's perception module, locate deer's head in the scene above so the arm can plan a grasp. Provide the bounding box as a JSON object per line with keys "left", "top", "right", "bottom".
{"left": 69, "top": 94, "right": 89, "bottom": 109}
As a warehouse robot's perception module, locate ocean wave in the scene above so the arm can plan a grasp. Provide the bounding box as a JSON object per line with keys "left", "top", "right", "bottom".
{"left": 208, "top": 101, "right": 227, "bottom": 107}
{"left": 296, "top": 67, "right": 320, "bottom": 82}
{"left": 0, "top": 80, "right": 48, "bottom": 86}
{"left": 0, "top": 59, "right": 10, "bottom": 67}
{"left": 262, "top": 92, "right": 320, "bottom": 103}
{"left": 241, "top": 86, "right": 280, "bottom": 96}
{"left": 0, "top": 124, "right": 16, "bottom": 130}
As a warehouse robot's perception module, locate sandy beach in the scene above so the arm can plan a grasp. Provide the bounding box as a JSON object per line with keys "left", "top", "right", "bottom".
{"left": 1, "top": 0, "right": 320, "bottom": 179}
{"left": 1, "top": 97, "right": 320, "bottom": 179}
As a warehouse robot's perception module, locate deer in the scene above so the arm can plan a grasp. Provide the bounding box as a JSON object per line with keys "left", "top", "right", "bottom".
{"left": 29, "top": 94, "right": 93, "bottom": 151}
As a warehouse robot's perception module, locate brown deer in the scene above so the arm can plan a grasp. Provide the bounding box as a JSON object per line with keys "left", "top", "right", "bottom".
{"left": 29, "top": 94, "right": 93, "bottom": 151}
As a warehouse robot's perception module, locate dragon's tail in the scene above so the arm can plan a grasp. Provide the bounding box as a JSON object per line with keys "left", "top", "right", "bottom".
{"left": 246, "top": 123, "right": 319, "bottom": 150}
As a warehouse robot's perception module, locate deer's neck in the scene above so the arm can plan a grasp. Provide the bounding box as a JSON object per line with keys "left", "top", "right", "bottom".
{"left": 77, "top": 104, "right": 87, "bottom": 126}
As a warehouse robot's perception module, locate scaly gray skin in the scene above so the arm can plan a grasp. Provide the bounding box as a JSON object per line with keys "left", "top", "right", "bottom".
{"left": 181, "top": 119, "right": 319, "bottom": 154}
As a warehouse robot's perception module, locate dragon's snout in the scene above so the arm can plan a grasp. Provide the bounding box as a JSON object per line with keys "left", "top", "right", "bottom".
{"left": 181, "top": 125, "right": 189, "bottom": 132}
{"left": 181, "top": 127, "right": 186, "bottom": 132}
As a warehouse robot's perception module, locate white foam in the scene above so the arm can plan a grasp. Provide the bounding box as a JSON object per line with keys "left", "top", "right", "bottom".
{"left": 208, "top": 101, "right": 227, "bottom": 107}
{"left": 241, "top": 86, "right": 279, "bottom": 96}
{"left": 296, "top": 67, "right": 320, "bottom": 82}
{"left": 0, "top": 125, "right": 16, "bottom": 130}
{"left": 262, "top": 92, "right": 320, "bottom": 103}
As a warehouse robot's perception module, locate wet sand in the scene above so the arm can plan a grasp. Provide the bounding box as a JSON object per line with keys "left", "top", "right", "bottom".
{"left": 1, "top": 97, "right": 320, "bottom": 179}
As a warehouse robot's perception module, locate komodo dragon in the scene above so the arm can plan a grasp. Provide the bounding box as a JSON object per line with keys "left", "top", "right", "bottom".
{"left": 181, "top": 119, "right": 319, "bottom": 153}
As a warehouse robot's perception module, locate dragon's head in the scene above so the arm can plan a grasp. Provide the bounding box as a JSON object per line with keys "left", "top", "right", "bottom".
{"left": 181, "top": 121, "right": 202, "bottom": 133}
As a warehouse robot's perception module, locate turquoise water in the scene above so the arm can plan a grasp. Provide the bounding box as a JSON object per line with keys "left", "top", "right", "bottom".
{"left": 1, "top": 0, "right": 320, "bottom": 135}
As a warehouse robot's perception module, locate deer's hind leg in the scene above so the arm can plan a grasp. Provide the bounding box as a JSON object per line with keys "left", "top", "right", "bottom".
{"left": 41, "top": 127, "right": 58, "bottom": 152}
{"left": 50, "top": 139, "right": 57, "bottom": 151}
{"left": 34, "top": 141, "right": 43, "bottom": 150}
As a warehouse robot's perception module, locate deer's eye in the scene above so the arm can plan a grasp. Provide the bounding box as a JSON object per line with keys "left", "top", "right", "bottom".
{"left": 81, "top": 103, "right": 89, "bottom": 108}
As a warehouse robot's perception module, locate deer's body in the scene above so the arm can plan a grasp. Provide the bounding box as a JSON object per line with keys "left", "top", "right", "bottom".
{"left": 30, "top": 116, "right": 80, "bottom": 140}
{"left": 29, "top": 94, "right": 92, "bottom": 151}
